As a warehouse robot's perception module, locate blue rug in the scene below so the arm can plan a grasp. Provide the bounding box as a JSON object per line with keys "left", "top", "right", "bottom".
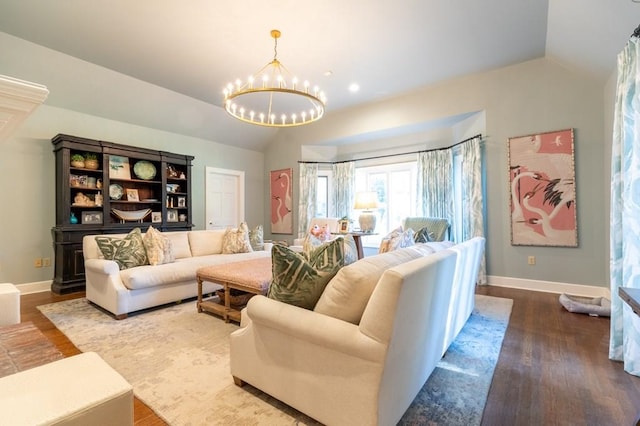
{"left": 399, "top": 294, "right": 513, "bottom": 425}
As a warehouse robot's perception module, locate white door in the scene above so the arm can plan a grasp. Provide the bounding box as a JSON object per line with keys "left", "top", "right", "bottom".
{"left": 205, "top": 167, "right": 245, "bottom": 229}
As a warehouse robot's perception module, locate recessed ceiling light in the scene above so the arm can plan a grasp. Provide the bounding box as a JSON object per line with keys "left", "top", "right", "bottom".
{"left": 349, "top": 83, "right": 360, "bottom": 92}
{"left": 324, "top": 70, "right": 333, "bottom": 77}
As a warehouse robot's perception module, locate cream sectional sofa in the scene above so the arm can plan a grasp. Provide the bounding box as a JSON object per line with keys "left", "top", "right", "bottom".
{"left": 230, "top": 237, "right": 485, "bottom": 426}
{"left": 83, "top": 229, "right": 272, "bottom": 319}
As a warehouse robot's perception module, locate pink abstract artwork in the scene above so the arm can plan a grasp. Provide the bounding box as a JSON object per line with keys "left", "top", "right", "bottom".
{"left": 270, "top": 168, "right": 293, "bottom": 234}
{"left": 508, "top": 129, "right": 577, "bottom": 247}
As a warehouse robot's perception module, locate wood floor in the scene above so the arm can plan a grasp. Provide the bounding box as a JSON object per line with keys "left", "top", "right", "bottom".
{"left": 18, "top": 286, "right": 640, "bottom": 426}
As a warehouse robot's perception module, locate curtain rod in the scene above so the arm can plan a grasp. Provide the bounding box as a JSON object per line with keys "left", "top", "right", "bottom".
{"left": 298, "top": 133, "right": 482, "bottom": 165}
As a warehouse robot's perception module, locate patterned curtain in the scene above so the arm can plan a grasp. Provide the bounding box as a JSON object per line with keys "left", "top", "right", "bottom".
{"left": 417, "top": 149, "right": 454, "bottom": 221}
{"left": 332, "top": 161, "right": 355, "bottom": 220}
{"left": 459, "top": 136, "right": 486, "bottom": 284}
{"left": 610, "top": 32, "right": 640, "bottom": 376}
{"left": 297, "top": 163, "right": 318, "bottom": 239}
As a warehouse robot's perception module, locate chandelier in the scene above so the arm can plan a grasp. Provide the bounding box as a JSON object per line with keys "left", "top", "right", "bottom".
{"left": 223, "top": 29, "right": 326, "bottom": 127}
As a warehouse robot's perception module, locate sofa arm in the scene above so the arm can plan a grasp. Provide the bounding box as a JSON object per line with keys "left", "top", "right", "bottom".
{"left": 240, "top": 296, "right": 385, "bottom": 362}
{"left": 85, "top": 258, "right": 120, "bottom": 275}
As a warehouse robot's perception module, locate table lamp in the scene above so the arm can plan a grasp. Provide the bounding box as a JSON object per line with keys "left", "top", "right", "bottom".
{"left": 354, "top": 191, "right": 379, "bottom": 233}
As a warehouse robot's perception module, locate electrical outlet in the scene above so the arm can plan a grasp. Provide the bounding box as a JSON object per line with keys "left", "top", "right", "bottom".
{"left": 43, "top": 257, "right": 51, "bottom": 267}
{"left": 527, "top": 256, "right": 536, "bottom": 265}
{"left": 34, "top": 258, "right": 42, "bottom": 268}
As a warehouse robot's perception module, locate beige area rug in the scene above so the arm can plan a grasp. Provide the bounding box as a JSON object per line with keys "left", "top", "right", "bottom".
{"left": 38, "top": 295, "right": 512, "bottom": 425}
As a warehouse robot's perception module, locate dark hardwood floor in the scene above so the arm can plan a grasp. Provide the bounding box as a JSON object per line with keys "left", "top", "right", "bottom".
{"left": 18, "top": 286, "right": 640, "bottom": 425}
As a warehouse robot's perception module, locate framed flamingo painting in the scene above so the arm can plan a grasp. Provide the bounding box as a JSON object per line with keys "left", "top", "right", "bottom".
{"left": 270, "top": 168, "right": 293, "bottom": 234}
{"left": 508, "top": 128, "right": 577, "bottom": 247}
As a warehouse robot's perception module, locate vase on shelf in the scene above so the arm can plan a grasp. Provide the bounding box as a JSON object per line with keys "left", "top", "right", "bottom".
{"left": 70, "top": 212, "right": 79, "bottom": 224}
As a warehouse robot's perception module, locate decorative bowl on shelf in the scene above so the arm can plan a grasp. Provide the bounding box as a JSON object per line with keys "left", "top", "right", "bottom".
{"left": 111, "top": 208, "right": 152, "bottom": 223}
{"left": 109, "top": 184, "right": 124, "bottom": 200}
{"left": 133, "top": 160, "right": 156, "bottom": 180}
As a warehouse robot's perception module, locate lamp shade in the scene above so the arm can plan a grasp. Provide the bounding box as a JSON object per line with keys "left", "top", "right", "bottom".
{"left": 354, "top": 191, "right": 378, "bottom": 211}
{"left": 354, "top": 191, "right": 378, "bottom": 233}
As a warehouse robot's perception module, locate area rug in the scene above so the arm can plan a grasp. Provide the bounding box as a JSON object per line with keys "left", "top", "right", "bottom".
{"left": 38, "top": 295, "right": 512, "bottom": 425}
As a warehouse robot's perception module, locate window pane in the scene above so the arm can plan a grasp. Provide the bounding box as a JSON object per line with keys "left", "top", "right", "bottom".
{"left": 389, "top": 170, "right": 412, "bottom": 230}
{"left": 316, "top": 176, "right": 328, "bottom": 217}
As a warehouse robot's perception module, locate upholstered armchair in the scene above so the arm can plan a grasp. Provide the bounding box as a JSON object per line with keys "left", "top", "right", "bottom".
{"left": 402, "top": 217, "right": 450, "bottom": 241}
{"left": 291, "top": 217, "right": 341, "bottom": 251}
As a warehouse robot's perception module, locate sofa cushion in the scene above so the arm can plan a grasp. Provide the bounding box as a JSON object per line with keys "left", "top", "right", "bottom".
{"left": 378, "top": 227, "right": 415, "bottom": 253}
{"left": 165, "top": 231, "right": 192, "bottom": 258}
{"left": 95, "top": 228, "right": 148, "bottom": 270}
{"left": 314, "top": 247, "right": 425, "bottom": 324}
{"left": 268, "top": 239, "right": 344, "bottom": 310}
{"left": 119, "top": 251, "right": 271, "bottom": 290}
{"left": 188, "top": 230, "right": 225, "bottom": 256}
{"left": 222, "top": 222, "right": 253, "bottom": 254}
{"left": 142, "top": 226, "right": 175, "bottom": 266}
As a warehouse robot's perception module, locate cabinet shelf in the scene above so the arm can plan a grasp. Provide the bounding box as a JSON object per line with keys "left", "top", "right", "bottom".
{"left": 52, "top": 133, "right": 194, "bottom": 294}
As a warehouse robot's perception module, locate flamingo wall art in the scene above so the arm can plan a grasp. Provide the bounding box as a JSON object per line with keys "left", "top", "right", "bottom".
{"left": 270, "top": 168, "right": 293, "bottom": 234}
{"left": 508, "top": 128, "right": 578, "bottom": 247}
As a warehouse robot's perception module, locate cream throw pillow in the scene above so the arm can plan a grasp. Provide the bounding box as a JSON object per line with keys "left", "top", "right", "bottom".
{"left": 378, "top": 226, "right": 415, "bottom": 253}
{"left": 222, "top": 222, "right": 253, "bottom": 254}
{"left": 249, "top": 225, "right": 264, "bottom": 251}
{"left": 143, "top": 226, "right": 175, "bottom": 266}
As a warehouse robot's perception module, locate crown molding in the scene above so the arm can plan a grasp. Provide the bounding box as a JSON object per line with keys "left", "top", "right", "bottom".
{"left": 0, "top": 75, "right": 49, "bottom": 142}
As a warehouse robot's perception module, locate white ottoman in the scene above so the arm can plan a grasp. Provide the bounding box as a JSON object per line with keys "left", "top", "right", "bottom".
{"left": 0, "top": 352, "right": 134, "bottom": 425}
{"left": 0, "top": 283, "right": 20, "bottom": 326}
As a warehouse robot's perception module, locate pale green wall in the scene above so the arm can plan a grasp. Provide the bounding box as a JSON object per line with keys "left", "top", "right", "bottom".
{"left": 264, "top": 57, "right": 608, "bottom": 289}
{"left": 0, "top": 105, "right": 264, "bottom": 285}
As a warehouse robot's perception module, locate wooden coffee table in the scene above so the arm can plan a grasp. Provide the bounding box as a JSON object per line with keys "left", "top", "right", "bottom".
{"left": 196, "top": 257, "right": 272, "bottom": 323}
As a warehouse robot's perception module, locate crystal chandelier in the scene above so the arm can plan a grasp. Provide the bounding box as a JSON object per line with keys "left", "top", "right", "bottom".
{"left": 223, "top": 29, "right": 326, "bottom": 127}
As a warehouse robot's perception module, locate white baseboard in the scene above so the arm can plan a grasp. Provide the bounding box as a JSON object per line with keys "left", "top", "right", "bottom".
{"left": 13, "top": 277, "right": 612, "bottom": 300}
{"left": 15, "top": 280, "right": 51, "bottom": 295}
{"left": 487, "top": 275, "right": 611, "bottom": 300}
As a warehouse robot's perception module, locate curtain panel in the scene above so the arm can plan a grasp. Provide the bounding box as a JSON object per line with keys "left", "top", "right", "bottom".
{"left": 610, "top": 34, "right": 640, "bottom": 376}
{"left": 297, "top": 163, "right": 318, "bottom": 238}
{"left": 332, "top": 161, "right": 355, "bottom": 220}
{"left": 417, "top": 149, "right": 454, "bottom": 222}
{"left": 459, "top": 136, "right": 487, "bottom": 283}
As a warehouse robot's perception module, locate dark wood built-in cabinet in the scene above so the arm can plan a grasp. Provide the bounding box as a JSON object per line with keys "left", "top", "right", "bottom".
{"left": 51, "top": 134, "right": 194, "bottom": 294}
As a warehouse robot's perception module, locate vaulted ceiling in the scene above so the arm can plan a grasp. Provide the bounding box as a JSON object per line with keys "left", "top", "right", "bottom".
{"left": 1, "top": 1, "right": 639, "bottom": 150}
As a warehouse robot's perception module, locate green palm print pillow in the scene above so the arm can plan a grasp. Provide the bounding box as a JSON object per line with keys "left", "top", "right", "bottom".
{"left": 268, "top": 239, "right": 345, "bottom": 310}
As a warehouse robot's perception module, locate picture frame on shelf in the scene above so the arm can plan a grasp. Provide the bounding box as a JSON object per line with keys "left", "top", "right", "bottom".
{"left": 126, "top": 188, "right": 139, "bottom": 202}
{"left": 151, "top": 212, "right": 162, "bottom": 223}
{"left": 108, "top": 155, "right": 131, "bottom": 180}
{"left": 69, "top": 174, "right": 81, "bottom": 187}
{"left": 167, "top": 209, "right": 178, "bottom": 222}
{"left": 81, "top": 211, "right": 103, "bottom": 224}
{"left": 177, "top": 196, "right": 186, "bottom": 207}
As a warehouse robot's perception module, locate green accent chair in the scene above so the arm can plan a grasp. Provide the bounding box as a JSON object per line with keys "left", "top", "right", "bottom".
{"left": 401, "top": 217, "right": 450, "bottom": 241}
